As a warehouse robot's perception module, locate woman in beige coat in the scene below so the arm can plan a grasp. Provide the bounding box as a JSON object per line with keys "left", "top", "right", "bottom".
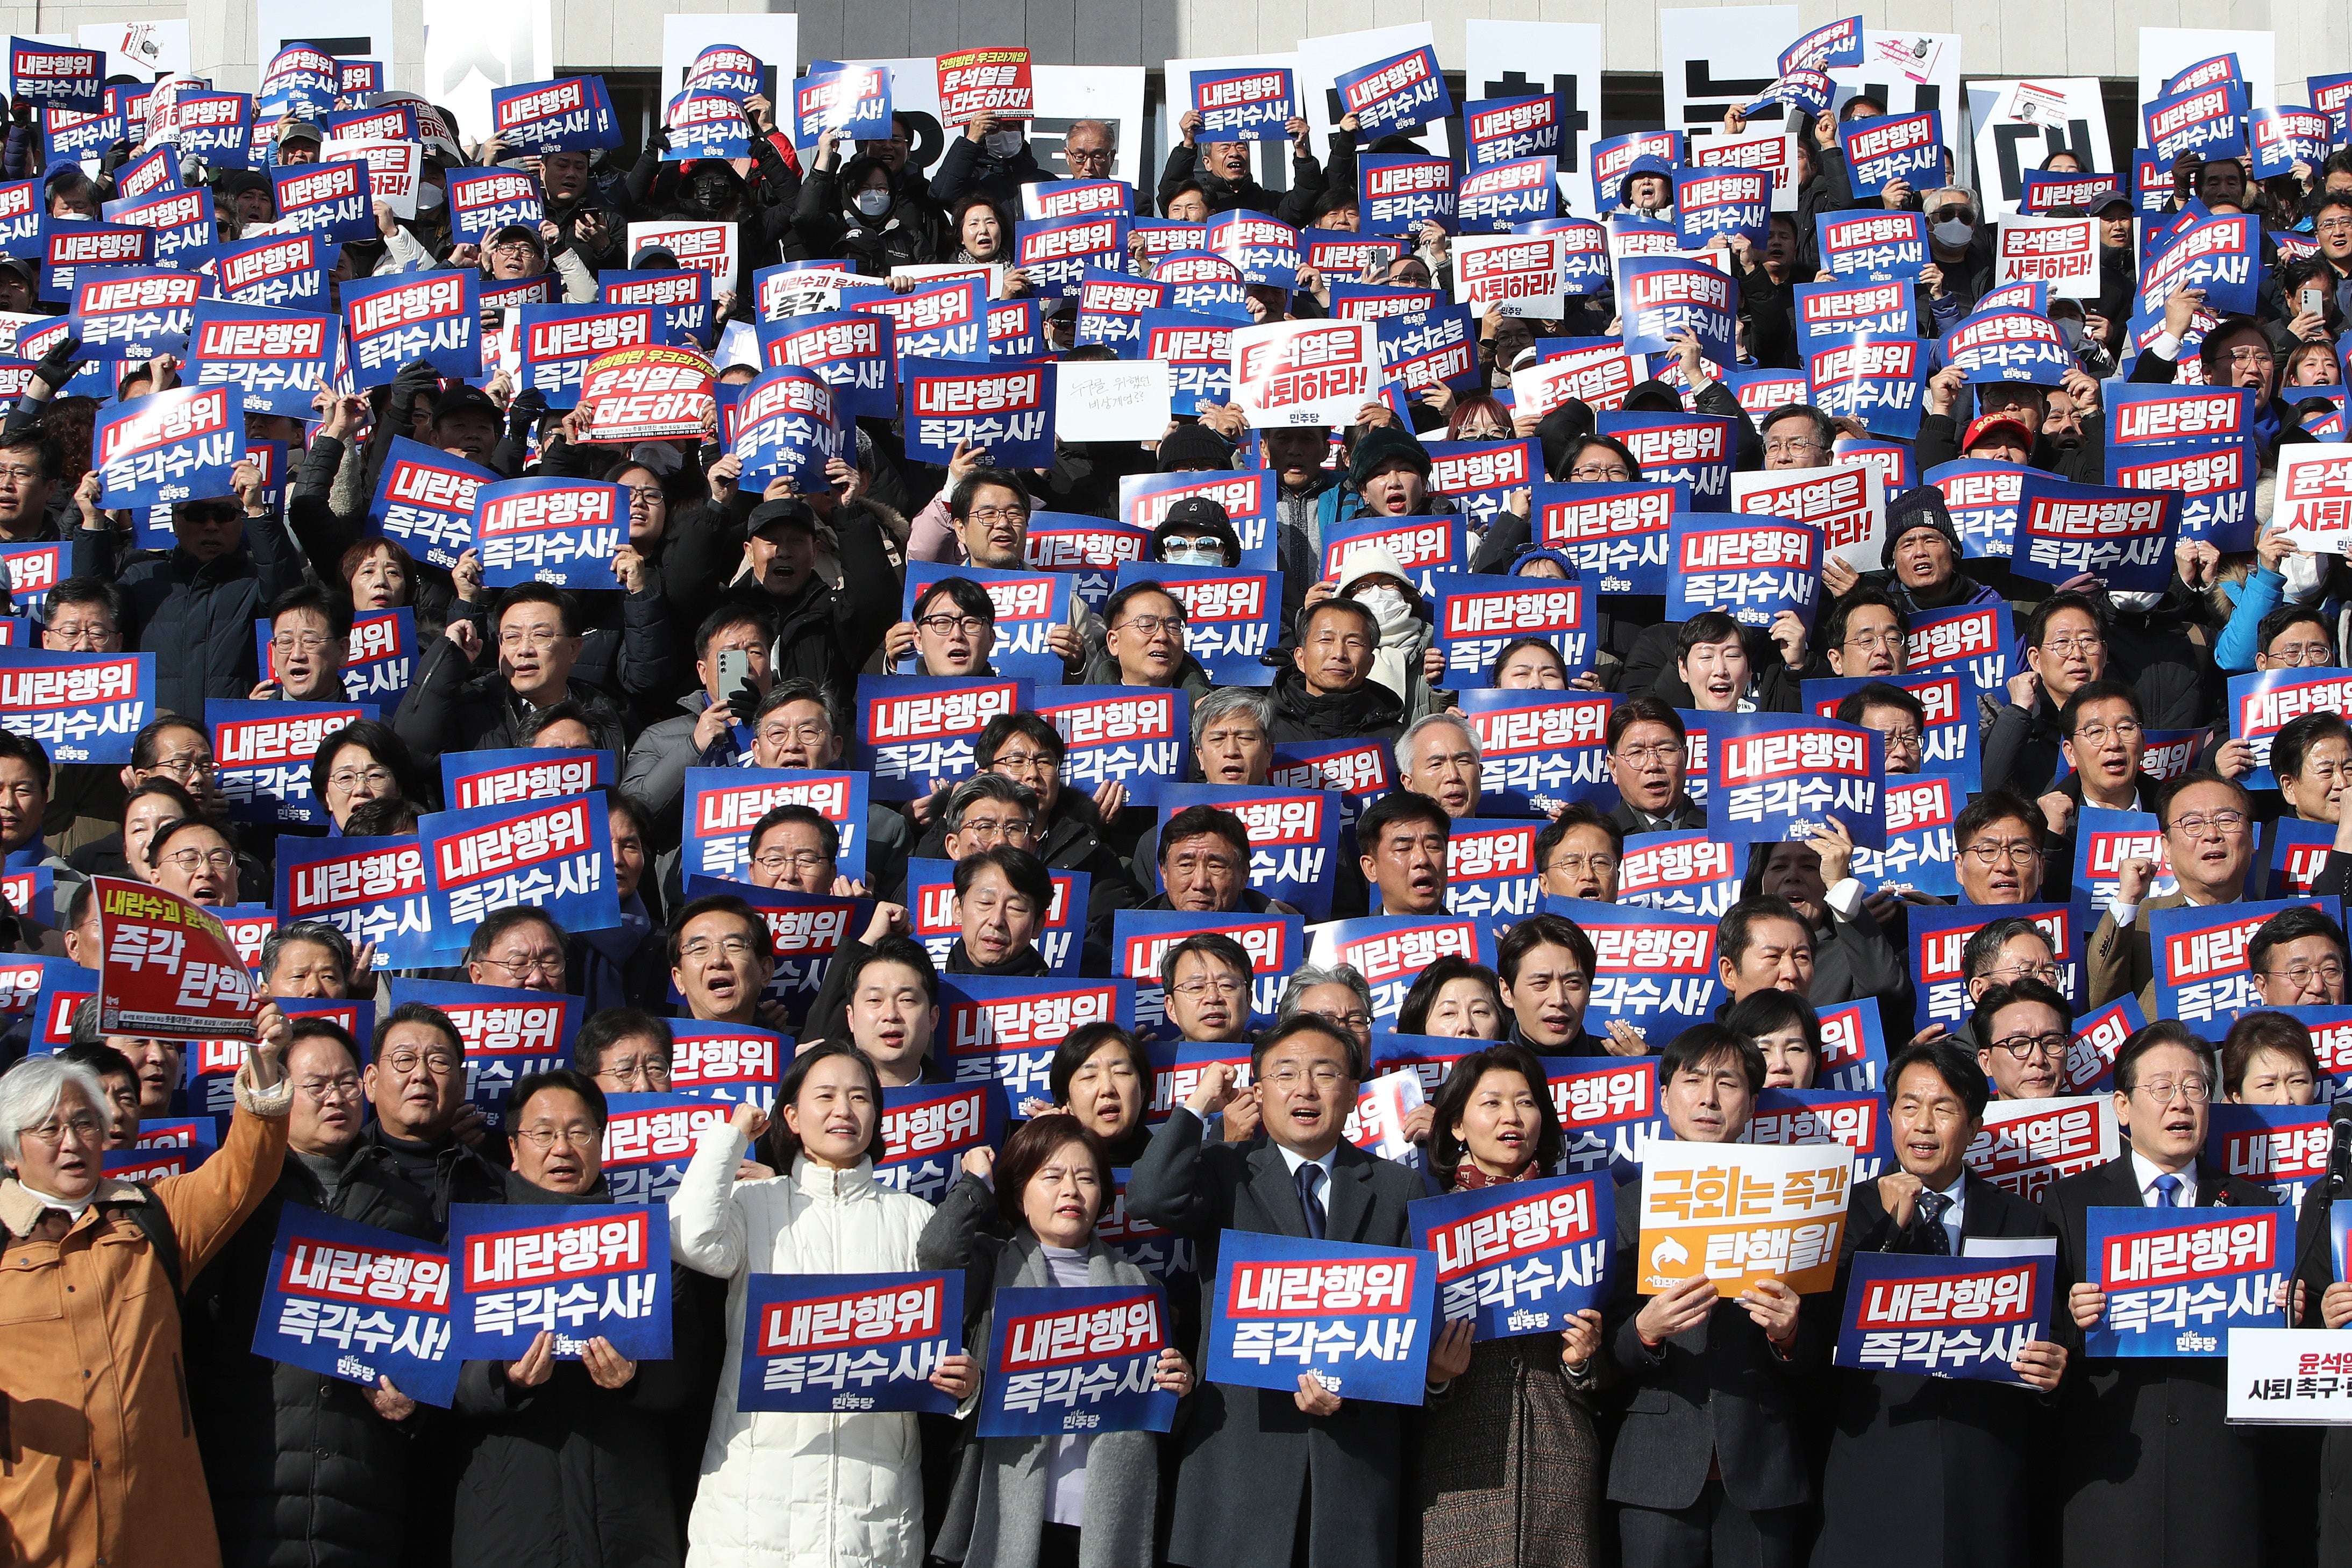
{"left": 0, "top": 1008, "right": 293, "bottom": 1568}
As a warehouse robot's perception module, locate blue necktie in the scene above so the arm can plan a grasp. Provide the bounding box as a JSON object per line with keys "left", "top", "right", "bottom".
{"left": 1914, "top": 1191, "right": 1952, "bottom": 1255}
{"left": 2154, "top": 1173, "right": 2183, "bottom": 1208}
{"left": 1296, "top": 1162, "right": 1327, "bottom": 1241}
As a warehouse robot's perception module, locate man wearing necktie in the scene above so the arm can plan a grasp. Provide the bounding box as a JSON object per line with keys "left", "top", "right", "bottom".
{"left": 1128, "top": 1015, "right": 1422, "bottom": 1568}
{"left": 2044, "top": 1018, "right": 2292, "bottom": 1568}
{"left": 1813, "top": 1039, "right": 2066, "bottom": 1568}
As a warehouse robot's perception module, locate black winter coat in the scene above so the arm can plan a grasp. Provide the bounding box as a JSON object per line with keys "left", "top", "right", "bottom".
{"left": 447, "top": 1173, "right": 700, "bottom": 1568}
{"left": 390, "top": 636, "right": 633, "bottom": 778}
{"left": 74, "top": 518, "right": 305, "bottom": 718}
{"left": 1265, "top": 663, "right": 1405, "bottom": 743}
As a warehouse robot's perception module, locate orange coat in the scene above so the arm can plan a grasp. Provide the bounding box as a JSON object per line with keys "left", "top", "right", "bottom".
{"left": 1, "top": 1081, "right": 289, "bottom": 1568}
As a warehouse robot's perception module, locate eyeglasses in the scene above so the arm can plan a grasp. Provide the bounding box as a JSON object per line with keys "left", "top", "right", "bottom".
{"left": 2266, "top": 642, "right": 2335, "bottom": 666}
{"left": 758, "top": 720, "right": 831, "bottom": 745}
{"left": 148, "top": 755, "right": 215, "bottom": 780}
{"left": 1929, "top": 205, "right": 1975, "bottom": 225}
{"left": 20, "top": 1113, "right": 104, "bottom": 1145}
{"left": 1545, "top": 853, "right": 1617, "bottom": 876}
{"left": 1989, "top": 1031, "right": 2068, "bottom": 1059}
{"left": 2226, "top": 346, "right": 2276, "bottom": 365}
{"left": 1307, "top": 1010, "right": 1372, "bottom": 1034}
{"left": 1172, "top": 975, "right": 1246, "bottom": 996}
{"left": 624, "top": 487, "right": 662, "bottom": 510}
{"left": 1567, "top": 464, "right": 1632, "bottom": 481}
{"left": 1963, "top": 840, "right": 2040, "bottom": 866}
{"left": 271, "top": 632, "right": 335, "bottom": 652}
{"left": 751, "top": 850, "right": 830, "bottom": 874}
{"left": 297, "top": 1074, "right": 363, "bottom": 1100}
{"left": 966, "top": 505, "right": 1029, "bottom": 524}
{"left": 596, "top": 1059, "right": 668, "bottom": 1089}
{"left": 1614, "top": 741, "right": 1684, "bottom": 762}
{"left": 2166, "top": 810, "right": 2247, "bottom": 837}
{"left": 680, "top": 935, "right": 758, "bottom": 960}
{"left": 1988, "top": 959, "right": 2063, "bottom": 985}
{"left": 2261, "top": 961, "right": 2346, "bottom": 987}
{"left": 989, "top": 749, "right": 1056, "bottom": 773}
{"left": 1266, "top": 1064, "right": 1349, "bottom": 1088}
{"left": 44, "top": 621, "right": 117, "bottom": 647}
{"left": 329, "top": 767, "right": 394, "bottom": 792}
{"left": 2040, "top": 635, "right": 2104, "bottom": 657}
{"left": 1114, "top": 615, "right": 1186, "bottom": 637}
{"left": 1876, "top": 727, "right": 1925, "bottom": 749}
{"left": 2318, "top": 218, "right": 2352, "bottom": 235}
{"left": 2135, "top": 1075, "right": 2212, "bottom": 1104}
{"left": 514, "top": 1125, "right": 597, "bottom": 1148}
{"left": 917, "top": 614, "right": 990, "bottom": 636}
{"left": 0, "top": 463, "right": 40, "bottom": 483}
{"left": 1065, "top": 144, "right": 1113, "bottom": 164}
{"left": 1763, "top": 437, "right": 1826, "bottom": 458}
{"left": 382, "top": 1048, "right": 461, "bottom": 1074}
{"left": 165, "top": 848, "right": 236, "bottom": 873}
{"left": 953, "top": 817, "right": 1034, "bottom": 845}
{"left": 489, "top": 240, "right": 538, "bottom": 258}
{"left": 2071, "top": 721, "right": 2143, "bottom": 745}
{"left": 1842, "top": 630, "right": 1904, "bottom": 652}
{"left": 482, "top": 952, "right": 564, "bottom": 979}
{"left": 499, "top": 629, "right": 569, "bottom": 649}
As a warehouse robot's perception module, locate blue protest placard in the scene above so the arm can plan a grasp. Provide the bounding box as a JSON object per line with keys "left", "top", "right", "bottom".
{"left": 439, "top": 749, "right": 612, "bottom": 814}
{"left": 1308, "top": 915, "right": 1497, "bottom": 1031}
{"left": 2228, "top": 669, "right": 2352, "bottom": 790}
{"left": 1836, "top": 111, "right": 1943, "bottom": 197}
{"left": 2072, "top": 806, "right": 2174, "bottom": 908}
{"left": 686, "top": 43, "right": 766, "bottom": 101}
{"left": 600, "top": 268, "right": 711, "bottom": 348}
{"left": 388, "top": 978, "right": 583, "bottom": 1123}
{"left": 370, "top": 437, "right": 493, "bottom": 571}
{"left": 1805, "top": 669, "right": 1980, "bottom": 776}
{"left": 1834, "top": 1251, "right": 2051, "bottom": 1383}
{"left": 254, "top": 1205, "right": 461, "bottom": 1407}
{"left": 2143, "top": 80, "right": 2248, "bottom": 168}
{"left": 1848, "top": 768, "right": 1964, "bottom": 897}
{"left": 1267, "top": 737, "right": 1396, "bottom": 833}
{"left": 1673, "top": 167, "right": 1767, "bottom": 250}
{"left": 1813, "top": 996, "right": 1890, "bottom": 1094}
{"left": 2206, "top": 1103, "right": 2332, "bottom": 1214}
{"left": 985, "top": 296, "right": 1043, "bottom": 360}
{"left": 792, "top": 63, "right": 892, "bottom": 146}
{"left": 416, "top": 791, "right": 620, "bottom": 951}
{"left": 874, "top": 1080, "right": 1005, "bottom": 1204}
{"left": 663, "top": 91, "right": 749, "bottom": 160}
{"left": 1463, "top": 95, "right": 1562, "bottom": 167}
{"left": 256, "top": 42, "right": 338, "bottom": 119}
{"left": 2153, "top": 897, "right": 2333, "bottom": 1032}
{"left": 0, "top": 541, "right": 54, "bottom": 618}
{"left": 1129, "top": 310, "right": 1234, "bottom": 415}
{"left": 2258, "top": 816, "right": 2335, "bottom": 902}
{"left": 1431, "top": 573, "right": 1593, "bottom": 687}
{"left": 754, "top": 310, "right": 893, "bottom": 419}
{"left": 103, "top": 188, "right": 213, "bottom": 267}
{"left": 1426, "top": 440, "right": 1540, "bottom": 533}
{"left": 183, "top": 301, "right": 338, "bottom": 418}
{"left": 854, "top": 674, "right": 1029, "bottom": 802}
{"left": 2137, "top": 213, "right": 2259, "bottom": 318}
{"left": 1618, "top": 832, "right": 1740, "bottom": 919}
{"left": 1192, "top": 65, "right": 1296, "bottom": 140}
{"left": 1031, "top": 686, "right": 1188, "bottom": 807}
{"left": 1815, "top": 210, "right": 1929, "bottom": 281}
{"left": 472, "top": 477, "right": 625, "bottom": 591}
{"left": 272, "top": 161, "right": 372, "bottom": 245}
{"left": 1335, "top": 45, "right": 1451, "bottom": 135}
{"left": 1595, "top": 413, "right": 1735, "bottom": 510}
{"left": 67, "top": 269, "right": 202, "bottom": 359}
{"left": 900, "top": 358, "right": 1054, "bottom": 468}
{"left": 598, "top": 1094, "right": 732, "bottom": 1205}
{"left": 1205, "top": 1230, "right": 1436, "bottom": 1402}
{"left": 447, "top": 1201, "right": 668, "bottom": 1360}
{"left": 1115, "top": 909, "right": 1303, "bottom": 1040}
{"left": 1531, "top": 1054, "right": 1660, "bottom": 1182}
{"left": 1592, "top": 131, "right": 1683, "bottom": 198}
{"left": 2011, "top": 473, "right": 2178, "bottom": 593}
{"left": 738, "top": 1271, "right": 963, "bottom": 1413}
{"left": 1023, "top": 180, "right": 1132, "bottom": 223}
{"left": 1317, "top": 511, "right": 1464, "bottom": 600}
{"left": 488, "top": 76, "right": 622, "bottom": 154}
{"left": 844, "top": 277, "right": 987, "bottom": 365}
{"left": 1114, "top": 566, "right": 1279, "bottom": 686}
{"left": 1616, "top": 256, "right": 1735, "bottom": 361}
{"left": 516, "top": 303, "right": 658, "bottom": 407}
{"left": 1410, "top": 1174, "right": 1613, "bottom": 1341}
{"left": 1073, "top": 268, "right": 1164, "bottom": 351}
{"left": 676, "top": 873, "right": 866, "bottom": 1028}
{"left": 1435, "top": 818, "right": 1543, "bottom": 930}
{"left": 979, "top": 1284, "right": 1176, "bottom": 1438}
{"left": 1807, "top": 336, "right": 1926, "bottom": 439}
{"left": 275, "top": 832, "right": 441, "bottom": 972}
{"left": 2020, "top": 170, "right": 2120, "bottom": 214}
{"left": 1943, "top": 305, "right": 2076, "bottom": 386}
{"left": 2249, "top": 106, "right": 2334, "bottom": 179}
{"left": 1453, "top": 689, "right": 1615, "bottom": 816}
{"left": 1749, "top": 1087, "right": 1893, "bottom": 1179}
{"left": 2063, "top": 994, "right": 2144, "bottom": 1095}
{"left": 2085, "top": 1204, "right": 2283, "bottom": 1358}
{"left": 1543, "top": 896, "right": 1722, "bottom": 1047}
{"left": 683, "top": 767, "right": 869, "bottom": 886}
{"left": 1456, "top": 158, "right": 1556, "bottom": 233}
{"left": 2312, "top": 74, "right": 2352, "bottom": 142}
{"left": 1534, "top": 481, "right": 1680, "bottom": 594}
{"left": 1206, "top": 209, "right": 1300, "bottom": 289}
{"left": 341, "top": 269, "right": 479, "bottom": 390}
{"left": 324, "top": 101, "right": 419, "bottom": 144}
{"left": 444, "top": 167, "right": 545, "bottom": 248}
{"left": 208, "top": 699, "right": 376, "bottom": 825}
{"left": 1357, "top": 154, "right": 1456, "bottom": 236}
{"left": 1707, "top": 712, "right": 1885, "bottom": 851}
{"left": 1909, "top": 904, "right": 2076, "bottom": 1034}
{"left": 1121, "top": 469, "right": 1278, "bottom": 560}
{"left": 210, "top": 230, "right": 329, "bottom": 310}
{"left": 9, "top": 38, "right": 99, "bottom": 111}
{"left": 1013, "top": 212, "right": 1126, "bottom": 298}
{"left": 162, "top": 92, "right": 255, "bottom": 169}
{"left": 1146, "top": 785, "right": 1336, "bottom": 922}
{"left": 729, "top": 365, "right": 841, "bottom": 492}
{"left": 1778, "top": 14, "right": 1863, "bottom": 73}
{"left": 1922, "top": 460, "right": 2026, "bottom": 560}
{"left": 1666, "top": 510, "right": 1819, "bottom": 629}
{"left": 935, "top": 972, "right": 1135, "bottom": 1103}
{"left": 91, "top": 388, "right": 244, "bottom": 510}
{"left": 1148, "top": 252, "right": 1250, "bottom": 320}
{"left": 1376, "top": 306, "right": 1482, "bottom": 400}
{"left": 664, "top": 1018, "right": 786, "bottom": 1110}
{"left": 2107, "top": 437, "right": 2255, "bottom": 553}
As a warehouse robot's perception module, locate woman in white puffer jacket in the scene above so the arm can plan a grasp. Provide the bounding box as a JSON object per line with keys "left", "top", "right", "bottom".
{"left": 670, "top": 1041, "right": 980, "bottom": 1568}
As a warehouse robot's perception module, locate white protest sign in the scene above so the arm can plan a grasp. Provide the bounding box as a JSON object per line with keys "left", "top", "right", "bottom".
{"left": 1994, "top": 216, "right": 2099, "bottom": 298}
{"left": 1055, "top": 359, "right": 1173, "bottom": 443}
{"left": 1230, "top": 318, "right": 1378, "bottom": 428}
{"left": 1453, "top": 231, "right": 1566, "bottom": 318}
{"left": 322, "top": 137, "right": 420, "bottom": 218}
{"left": 1660, "top": 6, "right": 1797, "bottom": 137}
{"left": 2137, "top": 28, "right": 2277, "bottom": 115}
{"left": 1829, "top": 32, "right": 1965, "bottom": 182}
{"left": 1966, "top": 80, "right": 2114, "bottom": 217}
{"left": 2273, "top": 447, "right": 2352, "bottom": 555}
{"left": 1295, "top": 24, "right": 1455, "bottom": 162}
{"left": 419, "top": 0, "right": 550, "bottom": 149}
{"left": 1352, "top": 1069, "right": 1426, "bottom": 1161}
{"left": 1733, "top": 462, "right": 1886, "bottom": 574}
{"left": 2228, "top": 1329, "right": 2352, "bottom": 1423}
{"left": 1462, "top": 21, "right": 1606, "bottom": 214}
{"left": 1689, "top": 129, "right": 1801, "bottom": 213}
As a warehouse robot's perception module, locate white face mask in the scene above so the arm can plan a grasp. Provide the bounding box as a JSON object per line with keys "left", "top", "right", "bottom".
{"left": 2056, "top": 317, "right": 2084, "bottom": 350}
{"left": 1355, "top": 586, "right": 1409, "bottom": 623}
{"left": 984, "top": 131, "right": 1023, "bottom": 159}
{"left": 416, "top": 183, "right": 445, "bottom": 211}
{"left": 854, "top": 188, "right": 892, "bottom": 217}
{"left": 1933, "top": 218, "right": 1974, "bottom": 249}
{"left": 1161, "top": 542, "right": 1224, "bottom": 566}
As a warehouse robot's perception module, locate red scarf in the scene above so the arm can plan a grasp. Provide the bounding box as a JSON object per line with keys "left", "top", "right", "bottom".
{"left": 1451, "top": 1159, "right": 1534, "bottom": 1191}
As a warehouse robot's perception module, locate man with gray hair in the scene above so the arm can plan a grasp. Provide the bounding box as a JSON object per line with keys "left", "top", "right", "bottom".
{"left": 1396, "top": 712, "right": 1483, "bottom": 818}
{"left": 1192, "top": 686, "right": 1275, "bottom": 786}
{"left": 1275, "top": 962, "right": 1374, "bottom": 1071}
{"left": 939, "top": 774, "right": 1040, "bottom": 861}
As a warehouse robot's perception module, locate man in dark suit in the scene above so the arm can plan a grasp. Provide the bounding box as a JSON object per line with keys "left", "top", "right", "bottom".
{"left": 1603, "top": 1022, "right": 1828, "bottom": 1567}
{"left": 1813, "top": 1039, "right": 2067, "bottom": 1568}
{"left": 2045, "top": 1018, "right": 2284, "bottom": 1565}
{"left": 1127, "top": 1015, "right": 1424, "bottom": 1568}
{"left": 1605, "top": 696, "right": 1707, "bottom": 835}
{"left": 2085, "top": 771, "right": 2255, "bottom": 1009}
